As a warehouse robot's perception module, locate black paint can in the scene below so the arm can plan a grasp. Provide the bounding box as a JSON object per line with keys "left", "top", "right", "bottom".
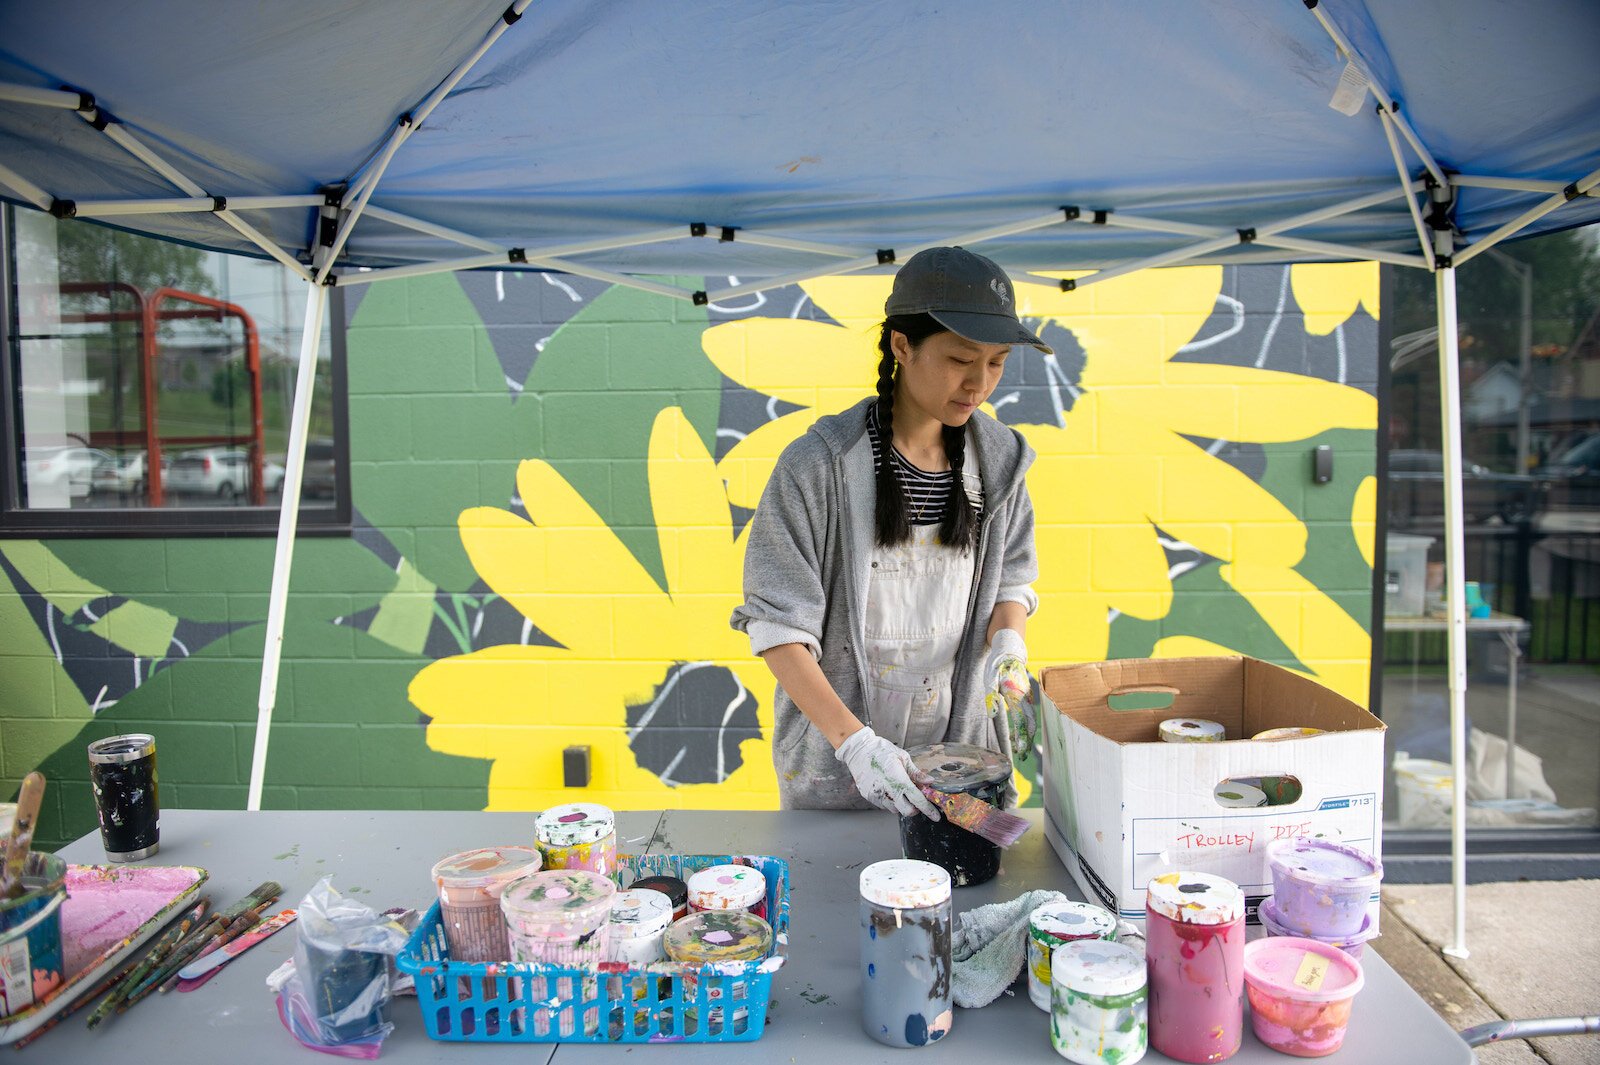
{"left": 87, "top": 734, "right": 160, "bottom": 862}
{"left": 899, "top": 743, "right": 1010, "bottom": 887}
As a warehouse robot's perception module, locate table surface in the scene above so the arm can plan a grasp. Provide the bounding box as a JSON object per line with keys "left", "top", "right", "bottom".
{"left": 1383, "top": 610, "right": 1529, "bottom": 633}
{"left": 39, "top": 808, "right": 1474, "bottom": 1065}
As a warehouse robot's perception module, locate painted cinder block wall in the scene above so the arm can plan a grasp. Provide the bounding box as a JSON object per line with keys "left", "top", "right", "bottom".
{"left": 2, "top": 262, "right": 1380, "bottom": 850}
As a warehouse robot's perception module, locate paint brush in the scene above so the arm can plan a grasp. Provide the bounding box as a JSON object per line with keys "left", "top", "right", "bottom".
{"left": 916, "top": 783, "right": 1031, "bottom": 848}
{"left": 128, "top": 881, "right": 281, "bottom": 997}
{"left": 14, "top": 953, "right": 144, "bottom": 1048}
{"left": 175, "top": 908, "right": 297, "bottom": 988}
{"left": 85, "top": 896, "right": 209, "bottom": 1029}
{"left": 157, "top": 905, "right": 264, "bottom": 992}
{"left": 0, "top": 771, "right": 45, "bottom": 898}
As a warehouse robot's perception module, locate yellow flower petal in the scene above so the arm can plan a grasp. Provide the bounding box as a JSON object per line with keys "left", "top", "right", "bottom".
{"left": 1291, "top": 262, "right": 1379, "bottom": 336}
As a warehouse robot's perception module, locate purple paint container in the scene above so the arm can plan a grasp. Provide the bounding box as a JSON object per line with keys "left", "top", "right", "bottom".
{"left": 1257, "top": 897, "right": 1379, "bottom": 960}
{"left": 1265, "top": 838, "right": 1381, "bottom": 939}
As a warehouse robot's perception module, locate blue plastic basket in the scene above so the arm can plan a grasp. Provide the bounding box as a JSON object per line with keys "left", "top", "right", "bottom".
{"left": 397, "top": 853, "right": 790, "bottom": 1044}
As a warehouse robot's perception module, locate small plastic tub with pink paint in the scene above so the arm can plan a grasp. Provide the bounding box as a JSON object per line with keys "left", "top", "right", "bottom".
{"left": 431, "top": 845, "right": 543, "bottom": 963}
{"left": 1265, "top": 838, "right": 1381, "bottom": 939}
{"left": 1258, "top": 897, "right": 1379, "bottom": 960}
{"left": 1243, "top": 936, "right": 1364, "bottom": 1057}
{"left": 535, "top": 802, "right": 617, "bottom": 875}
{"left": 686, "top": 864, "right": 767, "bottom": 921}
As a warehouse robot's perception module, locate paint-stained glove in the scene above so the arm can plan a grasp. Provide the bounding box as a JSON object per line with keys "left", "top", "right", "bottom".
{"left": 835, "top": 726, "right": 942, "bottom": 820}
{"left": 984, "top": 628, "right": 1037, "bottom": 761}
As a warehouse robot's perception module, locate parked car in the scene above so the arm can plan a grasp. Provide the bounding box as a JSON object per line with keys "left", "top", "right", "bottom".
{"left": 1535, "top": 433, "right": 1600, "bottom": 511}
{"left": 1386, "top": 448, "right": 1545, "bottom": 527}
{"left": 165, "top": 448, "right": 256, "bottom": 500}
{"left": 301, "top": 439, "right": 337, "bottom": 500}
{"left": 90, "top": 451, "right": 150, "bottom": 496}
{"left": 23, "top": 446, "right": 110, "bottom": 499}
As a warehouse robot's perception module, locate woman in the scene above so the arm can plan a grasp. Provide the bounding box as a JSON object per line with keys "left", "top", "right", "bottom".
{"left": 731, "top": 246, "right": 1047, "bottom": 816}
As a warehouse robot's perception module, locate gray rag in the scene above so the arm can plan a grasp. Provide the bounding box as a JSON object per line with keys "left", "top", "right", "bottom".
{"left": 950, "top": 888, "right": 1068, "bottom": 1008}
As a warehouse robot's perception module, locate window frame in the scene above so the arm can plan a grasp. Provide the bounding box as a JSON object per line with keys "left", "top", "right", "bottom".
{"left": 0, "top": 207, "right": 351, "bottom": 538}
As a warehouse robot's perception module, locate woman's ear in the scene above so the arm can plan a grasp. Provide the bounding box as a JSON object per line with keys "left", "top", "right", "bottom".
{"left": 890, "top": 329, "right": 913, "bottom": 367}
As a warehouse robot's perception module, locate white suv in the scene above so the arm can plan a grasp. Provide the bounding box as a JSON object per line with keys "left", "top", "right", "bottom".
{"left": 165, "top": 448, "right": 254, "bottom": 500}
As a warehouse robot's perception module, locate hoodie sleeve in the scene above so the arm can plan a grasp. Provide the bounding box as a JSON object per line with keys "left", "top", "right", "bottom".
{"left": 996, "top": 480, "right": 1040, "bottom": 617}
{"left": 729, "top": 448, "right": 829, "bottom": 659}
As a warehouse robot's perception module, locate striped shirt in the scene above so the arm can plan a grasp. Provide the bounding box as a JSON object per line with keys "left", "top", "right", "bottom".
{"left": 866, "top": 406, "right": 983, "bottom": 526}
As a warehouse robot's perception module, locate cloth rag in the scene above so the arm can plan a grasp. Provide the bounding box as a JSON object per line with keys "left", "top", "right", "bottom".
{"left": 950, "top": 888, "right": 1068, "bottom": 1008}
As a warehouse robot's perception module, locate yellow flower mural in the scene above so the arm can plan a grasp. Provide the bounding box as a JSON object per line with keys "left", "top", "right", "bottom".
{"left": 1291, "top": 262, "right": 1380, "bottom": 336}
{"left": 412, "top": 406, "right": 780, "bottom": 811}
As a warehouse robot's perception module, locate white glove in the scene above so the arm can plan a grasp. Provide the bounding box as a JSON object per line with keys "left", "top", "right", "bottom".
{"left": 835, "top": 726, "right": 941, "bottom": 820}
{"left": 984, "top": 628, "right": 1037, "bottom": 760}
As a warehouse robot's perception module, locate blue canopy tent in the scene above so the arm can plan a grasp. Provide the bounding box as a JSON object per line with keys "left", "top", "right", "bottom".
{"left": 2, "top": 0, "right": 1598, "bottom": 960}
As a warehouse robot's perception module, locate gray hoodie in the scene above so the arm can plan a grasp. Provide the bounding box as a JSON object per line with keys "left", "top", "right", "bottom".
{"left": 730, "top": 397, "right": 1039, "bottom": 809}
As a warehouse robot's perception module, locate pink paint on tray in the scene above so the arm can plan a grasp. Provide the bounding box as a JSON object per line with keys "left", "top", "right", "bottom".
{"left": 60, "top": 865, "right": 207, "bottom": 975}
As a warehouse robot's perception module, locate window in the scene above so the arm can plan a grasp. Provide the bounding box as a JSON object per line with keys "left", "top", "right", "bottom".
{"left": 0, "top": 207, "right": 349, "bottom": 535}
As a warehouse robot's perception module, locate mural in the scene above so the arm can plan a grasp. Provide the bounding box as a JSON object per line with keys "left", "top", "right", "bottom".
{"left": 3, "top": 260, "right": 1378, "bottom": 847}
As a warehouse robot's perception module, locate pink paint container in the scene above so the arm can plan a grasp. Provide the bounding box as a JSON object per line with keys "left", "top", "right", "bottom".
{"left": 535, "top": 803, "right": 617, "bottom": 875}
{"left": 500, "top": 869, "right": 616, "bottom": 1038}
{"left": 686, "top": 864, "right": 767, "bottom": 921}
{"left": 1146, "top": 872, "right": 1245, "bottom": 1064}
{"left": 1265, "top": 838, "right": 1381, "bottom": 939}
{"left": 431, "top": 845, "right": 542, "bottom": 963}
{"left": 1258, "top": 897, "right": 1379, "bottom": 960}
{"left": 1243, "top": 936, "right": 1364, "bottom": 1057}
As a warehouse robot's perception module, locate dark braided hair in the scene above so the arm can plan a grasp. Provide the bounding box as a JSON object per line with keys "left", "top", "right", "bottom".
{"left": 875, "top": 314, "right": 979, "bottom": 553}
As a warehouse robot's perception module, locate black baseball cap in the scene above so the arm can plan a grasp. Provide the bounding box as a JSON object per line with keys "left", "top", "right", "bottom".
{"left": 884, "top": 247, "right": 1053, "bottom": 354}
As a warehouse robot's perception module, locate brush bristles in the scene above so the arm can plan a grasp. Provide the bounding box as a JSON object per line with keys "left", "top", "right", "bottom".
{"left": 918, "top": 786, "right": 1031, "bottom": 848}
{"left": 969, "top": 806, "right": 1030, "bottom": 847}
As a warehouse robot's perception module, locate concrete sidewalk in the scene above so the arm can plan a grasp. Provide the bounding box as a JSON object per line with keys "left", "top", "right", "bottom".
{"left": 1374, "top": 880, "right": 1600, "bottom": 1065}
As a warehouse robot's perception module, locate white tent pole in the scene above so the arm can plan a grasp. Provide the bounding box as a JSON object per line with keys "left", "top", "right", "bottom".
{"left": 1095, "top": 210, "right": 1428, "bottom": 268}
{"left": 1452, "top": 163, "right": 1600, "bottom": 268}
{"left": 0, "top": 82, "right": 86, "bottom": 109}
{"left": 334, "top": 252, "right": 513, "bottom": 287}
{"left": 362, "top": 206, "right": 506, "bottom": 252}
{"left": 526, "top": 257, "right": 695, "bottom": 301}
{"left": 1379, "top": 109, "right": 1435, "bottom": 262}
{"left": 1453, "top": 174, "right": 1599, "bottom": 197}
{"left": 0, "top": 161, "right": 52, "bottom": 211}
{"left": 70, "top": 194, "right": 324, "bottom": 218}
{"left": 722, "top": 231, "right": 862, "bottom": 259}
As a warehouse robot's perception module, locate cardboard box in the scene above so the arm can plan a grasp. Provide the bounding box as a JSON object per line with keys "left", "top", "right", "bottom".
{"left": 1039, "top": 656, "right": 1386, "bottom": 926}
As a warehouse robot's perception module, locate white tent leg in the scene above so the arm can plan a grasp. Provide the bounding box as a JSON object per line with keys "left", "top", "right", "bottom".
{"left": 246, "top": 278, "right": 329, "bottom": 810}
{"left": 1435, "top": 263, "right": 1471, "bottom": 959}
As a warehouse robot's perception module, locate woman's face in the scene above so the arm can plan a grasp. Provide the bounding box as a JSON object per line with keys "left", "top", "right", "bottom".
{"left": 892, "top": 330, "right": 1011, "bottom": 426}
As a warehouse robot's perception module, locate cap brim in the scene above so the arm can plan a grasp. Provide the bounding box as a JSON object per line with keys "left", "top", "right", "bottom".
{"left": 928, "top": 309, "right": 1053, "bottom": 355}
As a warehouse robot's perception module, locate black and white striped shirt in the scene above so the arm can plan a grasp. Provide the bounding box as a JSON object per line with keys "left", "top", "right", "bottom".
{"left": 866, "top": 406, "right": 983, "bottom": 527}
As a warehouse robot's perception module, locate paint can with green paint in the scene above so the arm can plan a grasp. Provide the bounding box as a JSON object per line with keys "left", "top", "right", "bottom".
{"left": 1050, "top": 938, "right": 1147, "bottom": 1065}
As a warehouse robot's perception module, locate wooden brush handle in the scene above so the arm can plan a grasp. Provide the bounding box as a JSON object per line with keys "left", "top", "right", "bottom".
{"left": 0, "top": 772, "right": 45, "bottom": 897}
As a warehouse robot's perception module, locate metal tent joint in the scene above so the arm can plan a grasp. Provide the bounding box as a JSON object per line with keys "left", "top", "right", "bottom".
{"left": 876, "top": 248, "right": 895, "bottom": 264}
{"left": 1238, "top": 227, "right": 1256, "bottom": 243}
{"left": 61, "top": 86, "right": 95, "bottom": 113}
{"left": 501, "top": 3, "right": 523, "bottom": 24}
{"left": 1059, "top": 278, "right": 1077, "bottom": 292}
{"left": 690, "top": 222, "right": 708, "bottom": 237}
{"left": 1092, "top": 210, "right": 1109, "bottom": 224}
{"left": 48, "top": 198, "right": 76, "bottom": 219}
{"left": 507, "top": 247, "right": 527, "bottom": 264}
{"left": 1565, "top": 182, "right": 1582, "bottom": 202}
{"left": 1061, "top": 206, "right": 1081, "bottom": 222}
{"left": 720, "top": 226, "right": 737, "bottom": 242}
{"left": 211, "top": 195, "right": 226, "bottom": 212}
{"left": 692, "top": 290, "right": 709, "bottom": 306}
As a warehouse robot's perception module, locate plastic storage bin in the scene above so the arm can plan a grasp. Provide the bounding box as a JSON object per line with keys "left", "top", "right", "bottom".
{"left": 1384, "top": 533, "right": 1434, "bottom": 617}
{"left": 397, "top": 853, "right": 789, "bottom": 1044}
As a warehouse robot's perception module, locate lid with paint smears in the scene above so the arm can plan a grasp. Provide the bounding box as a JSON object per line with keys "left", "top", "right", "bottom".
{"left": 1051, "top": 939, "right": 1147, "bottom": 998}
{"left": 663, "top": 910, "right": 773, "bottom": 963}
{"left": 1266, "top": 837, "right": 1382, "bottom": 887}
{"left": 535, "top": 802, "right": 616, "bottom": 847}
{"left": 1158, "top": 718, "right": 1225, "bottom": 743}
{"left": 1147, "top": 871, "right": 1244, "bottom": 924}
{"left": 859, "top": 858, "right": 951, "bottom": 909}
{"left": 905, "top": 742, "right": 1010, "bottom": 793}
{"left": 1028, "top": 900, "right": 1118, "bottom": 946}
{"left": 500, "top": 868, "right": 616, "bottom": 919}
{"left": 1259, "top": 897, "right": 1378, "bottom": 949}
{"left": 1244, "top": 936, "right": 1364, "bottom": 1002}
{"left": 609, "top": 888, "right": 675, "bottom": 939}
{"left": 1253, "top": 726, "right": 1326, "bottom": 741}
{"left": 632, "top": 875, "right": 688, "bottom": 911}
{"left": 686, "top": 864, "right": 766, "bottom": 911}
{"left": 432, "top": 846, "right": 543, "bottom": 891}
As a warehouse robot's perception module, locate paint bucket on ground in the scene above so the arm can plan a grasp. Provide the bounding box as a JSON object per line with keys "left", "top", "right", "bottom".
{"left": 1050, "top": 939, "right": 1148, "bottom": 1065}
{"left": 663, "top": 909, "right": 772, "bottom": 1036}
{"left": 859, "top": 859, "right": 953, "bottom": 1048}
{"left": 1265, "top": 838, "right": 1381, "bottom": 939}
{"left": 1258, "top": 897, "right": 1378, "bottom": 960}
{"left": 430, "top": 845, "right": 542, "bottom": 963}
{"left": 686, "top": 864, "right": 767, "bottom": 920}
{"left": 1393, "top": 759, "right": 1453, "bottom": 828}
{"left": 1243, "top": 936, "right": 1364, "bottom": 1057}
{"left": 501, "top": 869, "right": 615, "bottom": 1037}
{"left": 535, "top": 803, "right": 617, "bottom": 875}
{"left": 1026, "top": 900, "right": 1119, "bottom": 1011}
{"left": 1158, "top": 718, "right": 1225, "bottom": 743}
{"left": 0, "top": 851, "right": 67, "bottom": 1018}
{"left": 1146, "top": 872, "right": 1245, "bottom": 1064}
{"left": 900, "top": 742, "right": 1009, "bottom": 887}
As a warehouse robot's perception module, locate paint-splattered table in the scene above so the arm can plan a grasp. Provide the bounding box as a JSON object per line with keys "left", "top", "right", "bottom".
{"left": 43, "top": 809, "right": 665, "bottom": 1064}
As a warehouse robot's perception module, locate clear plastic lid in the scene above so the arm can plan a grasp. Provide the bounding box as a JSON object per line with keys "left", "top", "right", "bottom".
{"left": 1147, "top": 871, "right": 1244, "bottom": 924}
{"left": 686, "top": 864, "right": 766, "bottom": 911}
{"left": 905, "top": 742, "right": 1010, "bottom": 793}
{"left": 1028, "top": 900, "right": 1118, "bottom": 945}
{"left": 609, "top": 888, "right": 675, "bottom": 939}
{"left": 1051, "top": 939, "right": 1147, "bottom": 997}
{"left": 663, "top": 910, "right": 773, "bottom": 963}
{"left": 432, "top": 846, "right": 543, "bottom": 891}
{"left": 499, "top": 868, "right": 616, "bottom": 924}
{"left": 535, "top": 802, "right": 616, "bottom": 847}
{"left": 859, "top": 858, "right": 951, "bottom": 909}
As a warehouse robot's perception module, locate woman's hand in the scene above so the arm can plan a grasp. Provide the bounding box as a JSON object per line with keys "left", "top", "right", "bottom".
{"left": 835, "top": 726, "right": 942, "bottom": 820}
{"left": 984, "top": 628, "right": 1037, "bottom": 760}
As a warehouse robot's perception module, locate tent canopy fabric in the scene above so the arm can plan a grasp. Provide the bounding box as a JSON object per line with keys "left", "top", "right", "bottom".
{"left": 1, "top": 0, "right": 1597, "bottom": 279}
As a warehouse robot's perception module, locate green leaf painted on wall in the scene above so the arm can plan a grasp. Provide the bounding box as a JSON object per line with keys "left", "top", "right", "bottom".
{"left": 1109, "top": 559, "right": 1307, "bottom": 670}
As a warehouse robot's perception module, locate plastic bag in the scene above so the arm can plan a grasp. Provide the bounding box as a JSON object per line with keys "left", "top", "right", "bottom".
{"left": 270, "top": 877, "right": 411, "bottom": 1058}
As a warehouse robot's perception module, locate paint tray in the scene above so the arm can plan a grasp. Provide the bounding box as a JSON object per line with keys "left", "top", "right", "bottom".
{"left": 0, "top": 864, "right": 207, "bottom": 1045}
{"left": 398, "top": 853, "right": 790, "bottom": 1044}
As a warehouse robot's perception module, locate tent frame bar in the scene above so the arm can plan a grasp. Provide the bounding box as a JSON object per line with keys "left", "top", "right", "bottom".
{"left": 1379, "top": 108, "right": 1437, "bottom": 264}
{"left": 0, "top": 160, "right": 52, "bottom": 212}
{"left": 1452, "top": 163, "right": 1600, "bottom": 267}
{"left": 1454, "top": 173, "right": 1599, "bottom": 197}
{"left": 1092, "top": 209, "right": 1428, "bottom": 268}
{"left": 0, "top": 82, "right": 87, "bottom": 110}
{"left": 67, "top": 194, "right": 325, "bottom": 218}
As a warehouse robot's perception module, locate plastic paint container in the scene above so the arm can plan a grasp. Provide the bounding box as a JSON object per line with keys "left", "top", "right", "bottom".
{"left": 1243, "top": 936, "right": 1365, "bottom": 1057}
{"left": 535, "top": 802, "right": 617, "bottom": 875}
{"left": 1393, "top": 759, "right": 1453, "bottom": 828}
{"left": 1252, "top": 727, "right": 1326, "bottom": 741}
{"left": 632, "top": 875, "right": 689, "bottom": 920}
{"left": 1146, "top": 872, "right": 1245, "bottom": 1064}
{"left": 1027, "top": 900, "right": 1120, "bottom": 1011}
{"left": 430, "top": 846, "right": 542, "bottom": 962}
{"left": 501, "top": 869, "right": 616, "bottom": 1038}
{"left": 1050, "top": 939, "right": 1148, "bottom": 1065}
{"left": 859, "top": 859, "right": 953, "bottom": 1048}
{"left": 87, "top": 733, "right": 160, "bottom": 861}
{"left": 1213, "top": 782, "right": 1269, "bottom": 809}
{"left": 1258, "top": 898, "right": 1379, "bottom": 960}
{"left": 0, "top": 851, "right": 67, "bottom": 1018}
{"left": 608, "top": 888, "right": 675, "bottom": 964}
{"left": 686, "top": 864, "right": 768, "bottom": 921}
{"left": 1265, "top": 838, "right": 1382, "bottom": 939}
{"left": 900, "top": 742, "right": 1010, "bottom": 887}
{"left": 1158, "top": 718, "right": 1225, "bottom": 743}
{"left": 664, "top": 909, "right": 772, "bottom": 1035}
